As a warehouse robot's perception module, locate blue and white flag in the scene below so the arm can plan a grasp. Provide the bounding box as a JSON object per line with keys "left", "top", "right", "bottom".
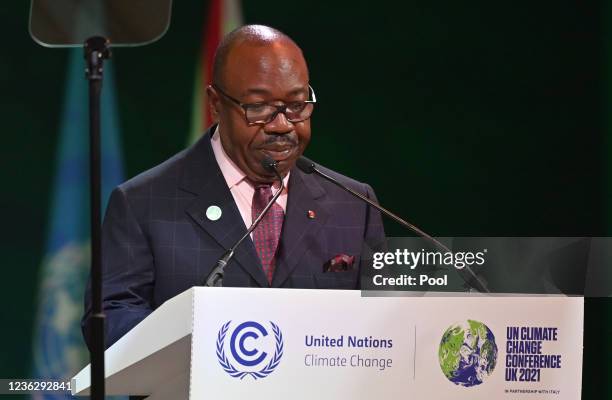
{"left": 31, "top": 48, "right": 124, "bottom": 399}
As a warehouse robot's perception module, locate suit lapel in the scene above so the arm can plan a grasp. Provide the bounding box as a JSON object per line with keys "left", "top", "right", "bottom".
{"left": 272, "top": 169, "right": 330, "bottom": 287}
{"left": 180, "top": 128, "right": 268, "bottom": 287}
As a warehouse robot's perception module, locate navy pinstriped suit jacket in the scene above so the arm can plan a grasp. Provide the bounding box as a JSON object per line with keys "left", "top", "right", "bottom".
{"left": 82, "top": 126, "right": 385, "bottom": 349}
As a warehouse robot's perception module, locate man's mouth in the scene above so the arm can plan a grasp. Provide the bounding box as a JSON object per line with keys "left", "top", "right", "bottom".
{"left": 259, "top": 143, "right": 297, "bottom": 161}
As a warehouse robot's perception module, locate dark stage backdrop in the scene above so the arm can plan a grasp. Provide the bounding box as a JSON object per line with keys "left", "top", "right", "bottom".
{"left": 0, "top": 1, "right": 609, "bottom": 398}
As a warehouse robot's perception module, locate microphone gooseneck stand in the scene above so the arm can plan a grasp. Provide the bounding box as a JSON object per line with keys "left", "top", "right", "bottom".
{"left": 296, "top": 156, "right": 490, "bottom": 293}
{"left": 84, "top": 36, "right": 110, "bottom": 400}
{"left": 202, "top": 157, "right": 284, "bottom": 287}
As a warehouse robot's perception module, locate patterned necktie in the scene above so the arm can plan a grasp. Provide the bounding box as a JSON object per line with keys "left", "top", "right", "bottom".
{"left": 251, "top": 184, "right": 284, "bottom": 284}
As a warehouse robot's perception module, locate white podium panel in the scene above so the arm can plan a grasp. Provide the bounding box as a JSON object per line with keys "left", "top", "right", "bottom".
{"left": 73, "top": 288, "right": 583, "bottom": 400}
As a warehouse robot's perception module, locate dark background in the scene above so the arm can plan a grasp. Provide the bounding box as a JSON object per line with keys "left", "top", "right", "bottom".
{"left": 1, "top": 0, "right": 609, "bottom": 398}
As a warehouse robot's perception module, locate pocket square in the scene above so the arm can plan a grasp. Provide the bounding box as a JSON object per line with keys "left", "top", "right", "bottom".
{"left": 323, "top": 254, "right": 355, "bottom": 272}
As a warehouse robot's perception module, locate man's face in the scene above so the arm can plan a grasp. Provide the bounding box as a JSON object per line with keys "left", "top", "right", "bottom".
{"left": 208, "top": 40, "right": 311, "bottom": 183}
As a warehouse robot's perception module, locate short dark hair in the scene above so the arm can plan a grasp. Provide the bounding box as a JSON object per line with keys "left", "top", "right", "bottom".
{"left": 212, "top": 24, "right": 300, "bottom": 87}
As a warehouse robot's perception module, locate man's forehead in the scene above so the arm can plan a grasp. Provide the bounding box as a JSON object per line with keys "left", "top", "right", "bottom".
{"left": 226, "top": 40, "right": 305, "bottom": 69}
{"left": 224, "top": 42, "right": 309, "bottom": 94}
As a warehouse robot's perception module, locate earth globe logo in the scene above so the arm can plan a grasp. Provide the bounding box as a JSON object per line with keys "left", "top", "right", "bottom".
{"left": 438, "top": 320, "right": 498, "bottom": 387}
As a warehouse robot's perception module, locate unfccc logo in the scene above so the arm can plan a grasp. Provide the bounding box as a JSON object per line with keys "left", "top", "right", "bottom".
{"left": 216, "top": 321, "right": 284, "bottom": 379}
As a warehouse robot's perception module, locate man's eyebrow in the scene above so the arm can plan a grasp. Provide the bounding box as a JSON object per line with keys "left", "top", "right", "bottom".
{"left": 244, "top": 88, "right": 272, "bottom": 96}
{"left": 286, "top": 87, "right": 309, "bottom": 96}
{"left": 243, "top": 86, "right": 308, "bottom": 97}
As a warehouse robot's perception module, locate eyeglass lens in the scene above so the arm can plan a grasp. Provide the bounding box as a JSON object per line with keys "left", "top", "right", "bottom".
{"left": 246, "top": 102, "right": 314, "bottom": 124}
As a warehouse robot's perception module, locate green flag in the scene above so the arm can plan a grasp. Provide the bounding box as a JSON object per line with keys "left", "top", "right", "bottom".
{"left": 188, "top": 0, "right": 243, "bottom": 145}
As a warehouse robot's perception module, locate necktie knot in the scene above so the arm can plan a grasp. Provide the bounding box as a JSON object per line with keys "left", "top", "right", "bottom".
{"left": 252, "top": 184, "right": 274, "bottom": 208}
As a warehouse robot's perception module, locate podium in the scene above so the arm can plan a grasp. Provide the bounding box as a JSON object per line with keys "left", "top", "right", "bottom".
{"left": 72, "top": 288, "right": 584, "bottom": 399}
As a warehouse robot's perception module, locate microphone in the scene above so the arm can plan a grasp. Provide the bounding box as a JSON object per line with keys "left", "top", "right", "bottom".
{"left": 295, "top": 156, "right": 489, "bottom": 293}
{"left": 201, "top": 156, "right": 284, "bottom": 287}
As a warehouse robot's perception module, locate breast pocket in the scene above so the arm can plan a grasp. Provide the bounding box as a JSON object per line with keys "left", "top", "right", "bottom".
{"left": 313, "top": 270, "right": 358, "bottom": 289}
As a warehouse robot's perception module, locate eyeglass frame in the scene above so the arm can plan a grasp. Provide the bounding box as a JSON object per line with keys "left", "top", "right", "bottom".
{"left": 210, "top": 83, "right": 317, "bottom": 126}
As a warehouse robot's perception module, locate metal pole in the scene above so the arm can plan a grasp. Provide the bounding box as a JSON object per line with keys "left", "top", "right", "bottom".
{"left": 84, "top": 36, "right": 110, "bottom": 400}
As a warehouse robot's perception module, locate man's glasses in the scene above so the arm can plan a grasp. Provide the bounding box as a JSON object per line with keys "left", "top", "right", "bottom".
{"left": 212, "top": 84, "right": 316, "bottom": 125}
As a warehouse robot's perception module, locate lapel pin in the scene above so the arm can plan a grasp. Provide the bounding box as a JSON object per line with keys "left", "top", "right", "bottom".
{"left": 307, "top": 210, "right": 316, "bottom": 219}
{"left": 206, "top": 205, "right": 222, "bottom": 221}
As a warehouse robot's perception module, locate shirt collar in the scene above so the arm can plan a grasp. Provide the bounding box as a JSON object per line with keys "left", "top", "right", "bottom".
{"left": 211, "top": 125, "right": 247, "bottom": 190}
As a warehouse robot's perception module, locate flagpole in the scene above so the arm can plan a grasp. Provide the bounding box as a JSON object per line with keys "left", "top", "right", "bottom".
{"left": 84, "top": 36, "right": 110, "bottom": 400}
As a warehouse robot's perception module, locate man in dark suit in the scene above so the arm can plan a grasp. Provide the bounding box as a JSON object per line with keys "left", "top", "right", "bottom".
{"left": 82, "top": 25, "right": 385, "bottom": 350}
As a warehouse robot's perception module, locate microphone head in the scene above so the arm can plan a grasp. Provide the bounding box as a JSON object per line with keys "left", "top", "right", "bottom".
{"left": 261, "top": 156, "right": 278, "bottom": 174}
{"left": 295, "top": 156, "right": 316, "bottom": 174}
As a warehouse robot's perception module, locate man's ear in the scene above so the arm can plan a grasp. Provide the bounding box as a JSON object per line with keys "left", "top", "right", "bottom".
{"left": 206, "top": 85, "right": 220, "bottom": 122}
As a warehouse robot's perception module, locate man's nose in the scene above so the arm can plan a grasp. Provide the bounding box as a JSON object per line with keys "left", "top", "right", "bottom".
{"left": 264, "top": 111, "right": 293, "bottom": 134}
